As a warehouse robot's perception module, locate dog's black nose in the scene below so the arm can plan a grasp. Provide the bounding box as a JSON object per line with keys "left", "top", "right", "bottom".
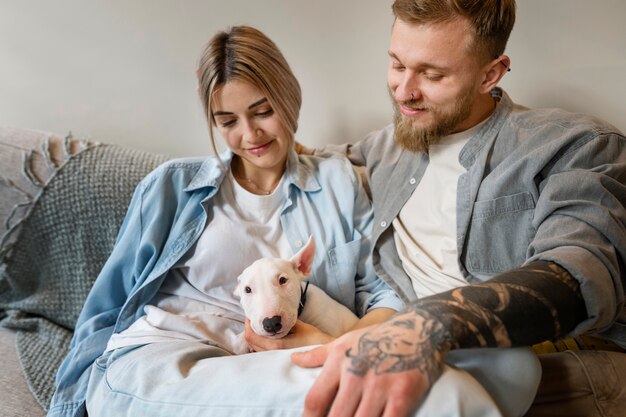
{"left": 262, "top": 316, "right": 282, "bottom": 333}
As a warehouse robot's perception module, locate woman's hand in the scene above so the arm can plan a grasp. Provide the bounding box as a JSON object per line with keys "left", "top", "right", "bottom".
{"left": 349, "top": 307, "right": 397, "bottom": 331}
{"left": 244, "top": 319, "right": 335, "bottom": 351}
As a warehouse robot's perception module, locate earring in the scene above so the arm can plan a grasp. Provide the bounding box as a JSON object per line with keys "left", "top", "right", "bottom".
{"left": 494, "top": 55, "right": 511, "bottom": 72}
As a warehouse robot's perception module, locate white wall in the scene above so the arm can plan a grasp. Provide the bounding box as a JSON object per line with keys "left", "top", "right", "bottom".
{"left": 1, "top": 0, "right": 625, "bottom": 157}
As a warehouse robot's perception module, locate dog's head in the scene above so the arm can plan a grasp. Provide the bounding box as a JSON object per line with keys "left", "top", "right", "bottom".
{"left": 235, "top": 236, "right": 315, "bottom": 338}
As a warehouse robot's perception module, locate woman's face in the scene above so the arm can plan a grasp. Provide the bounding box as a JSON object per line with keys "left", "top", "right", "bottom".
{"left": 212, "top": 80, "right": 292, "bottom": 178}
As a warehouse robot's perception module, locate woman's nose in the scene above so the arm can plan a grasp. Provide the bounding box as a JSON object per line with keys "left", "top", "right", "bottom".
{"left": 242, "top": 123, "right": 262, "bottom": 142}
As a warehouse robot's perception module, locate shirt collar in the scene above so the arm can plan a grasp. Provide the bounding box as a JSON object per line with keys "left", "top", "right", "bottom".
{"left": 184, "top": 148, "right": 321, "bottom": 194}
{"left": 458, "top": 87, "right": 513, "bottom": 168}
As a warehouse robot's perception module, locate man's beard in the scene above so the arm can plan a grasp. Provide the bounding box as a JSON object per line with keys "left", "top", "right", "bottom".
{"left": 391, "top": 87, "right": 475, "bottom": 153}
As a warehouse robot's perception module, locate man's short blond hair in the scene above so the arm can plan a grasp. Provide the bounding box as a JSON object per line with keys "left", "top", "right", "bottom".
{"left": 392, "top": 0, "right": 516, "bottom": 61}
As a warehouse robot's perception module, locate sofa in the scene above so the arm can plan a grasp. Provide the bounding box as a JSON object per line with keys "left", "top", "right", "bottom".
{"left": 0, "top": 126, "right": 169, "bottom": 416}
{"left": 4, "top": 126, "right": 626, "bottom": 417}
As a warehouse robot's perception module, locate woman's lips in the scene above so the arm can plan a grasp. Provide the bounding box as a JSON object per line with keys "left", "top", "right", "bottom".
{"left": 246, "top": 141, "right": 273, "bottom": 156}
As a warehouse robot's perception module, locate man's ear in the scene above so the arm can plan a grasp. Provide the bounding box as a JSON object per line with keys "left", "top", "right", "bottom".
{"left": 290, "top": 235, "right": 315, "bottom": 277}
{"left": 479, "top": 55, "right": 510, "bottom": 94}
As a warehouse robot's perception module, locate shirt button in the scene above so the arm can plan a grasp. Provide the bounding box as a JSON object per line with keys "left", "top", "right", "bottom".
{"left": 409, "top": 178, "right": 416, "bottom": 185}
{"left": 295, "top": 240, "right": 303, "bottom": 248}
{"left": 380, "top": 221, "right": 387, "bottom": 228}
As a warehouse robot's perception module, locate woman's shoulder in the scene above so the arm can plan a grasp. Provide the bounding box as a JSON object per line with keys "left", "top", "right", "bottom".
{"left": 154, "top": 155, "right": 213, "bottom": 171}
{"left": 138, "top": 155, "right": 223, "bottom": 191}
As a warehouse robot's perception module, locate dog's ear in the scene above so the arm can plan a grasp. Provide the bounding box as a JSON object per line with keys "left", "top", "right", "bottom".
{"left": 233, "top": 275, "right": 243, "bottom": 299}
{"left": 290, "top": 235, "right": 315, "bottom": 277}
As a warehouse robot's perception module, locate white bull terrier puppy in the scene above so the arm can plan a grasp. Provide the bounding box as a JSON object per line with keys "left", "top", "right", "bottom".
{"left": 235, "top": 236, "right": 359, "bottom": 340}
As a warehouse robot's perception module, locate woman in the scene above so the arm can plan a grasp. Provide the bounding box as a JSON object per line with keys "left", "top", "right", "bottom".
{"left": 47, "top": 26, "right": 403, "bottom": 417}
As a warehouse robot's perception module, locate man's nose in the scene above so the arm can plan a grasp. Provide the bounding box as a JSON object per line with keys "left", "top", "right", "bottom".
{"left": 395, "top": 73, "right": 421, "bottom": 102}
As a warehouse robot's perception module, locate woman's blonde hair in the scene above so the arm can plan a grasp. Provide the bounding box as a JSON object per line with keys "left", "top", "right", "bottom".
{"left": 197, "top": 26, "right": 302, "bottom": 156}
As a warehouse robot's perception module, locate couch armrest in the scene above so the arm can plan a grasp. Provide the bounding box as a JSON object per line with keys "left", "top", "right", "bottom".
{"left": 1, "top": 126, "right": 169, "bottom": 411}
{"left": 0, "top": 328, "right": 45, "bottom": 417}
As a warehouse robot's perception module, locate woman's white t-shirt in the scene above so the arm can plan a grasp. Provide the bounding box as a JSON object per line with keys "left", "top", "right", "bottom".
{"left": 106, "top": 171, "right": 292, "bottom": 353}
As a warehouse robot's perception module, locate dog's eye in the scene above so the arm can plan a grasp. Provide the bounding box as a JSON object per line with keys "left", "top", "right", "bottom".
{"left": 245, "top": 286, "right": 252, "bottom": 294}
{"left": 278, "top": 276, "right": 288, "bottom": 285}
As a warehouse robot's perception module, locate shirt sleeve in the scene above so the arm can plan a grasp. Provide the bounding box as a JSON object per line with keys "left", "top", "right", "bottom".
{"left": 526, "top": 133, "right": 626, "bottom": 336}
{"left": 346, "top": 158, "right": 405, "bottom": 315}
{"left": 52, "top": 173, "right": 153, "bottom": 413}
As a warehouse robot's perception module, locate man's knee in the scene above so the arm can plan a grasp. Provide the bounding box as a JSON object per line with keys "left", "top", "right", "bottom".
{"left": 527, "top": 350, "right": 626, "bottom": 417}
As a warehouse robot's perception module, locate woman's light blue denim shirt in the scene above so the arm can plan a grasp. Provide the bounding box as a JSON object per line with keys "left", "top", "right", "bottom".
{"left": 47, "top": 149, "right": 404, "bottom": 417}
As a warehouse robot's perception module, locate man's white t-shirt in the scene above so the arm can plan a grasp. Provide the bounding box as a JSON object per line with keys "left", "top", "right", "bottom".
{"left": 106, "top": 172, "right": 292, "bottom": 353}
{"left": 393, "top": 121, "right": 486, "bottom": 299}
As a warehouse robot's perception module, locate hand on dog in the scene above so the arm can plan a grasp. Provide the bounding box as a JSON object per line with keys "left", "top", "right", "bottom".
{"left": 244, "top": 319, "right": 334, "bottom": 351}
{"left": 291, "top": 311, "right": 450, "bottom": 417}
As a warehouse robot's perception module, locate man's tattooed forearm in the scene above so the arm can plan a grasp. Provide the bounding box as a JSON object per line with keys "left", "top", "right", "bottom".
{"left": 345, "top": 311, "right": 452, "bottom": 382}
{"left": 341, "top": 261, "right": 586, "bottom": 380}
{"left": 409, "top": 261, "right": 587, "bottom": 348}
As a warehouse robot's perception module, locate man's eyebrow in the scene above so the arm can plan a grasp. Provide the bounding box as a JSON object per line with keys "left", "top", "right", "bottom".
{"left": 388, "top": 50, "right": 400, "bottom": 60}
{"left": 213, "top": 97, "right": 268, "bottom": 117}
{"left": 387, "top": 50, "right": 448, "bottom": 71}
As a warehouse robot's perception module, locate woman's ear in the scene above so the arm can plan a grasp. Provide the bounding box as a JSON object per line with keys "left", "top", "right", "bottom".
{"left": 479, "top": 55, "right": 511, "bottom": 94}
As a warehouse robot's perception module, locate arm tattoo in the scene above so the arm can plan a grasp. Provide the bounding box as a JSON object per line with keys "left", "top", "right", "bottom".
{"left": 343, "top": 261, "right": 586, "bottom": 379}
{"left": 345, "top": 310, "right": 452, "bottom": 383}
{"left": 412, "top": 261, "right": 587, "bottom": 348}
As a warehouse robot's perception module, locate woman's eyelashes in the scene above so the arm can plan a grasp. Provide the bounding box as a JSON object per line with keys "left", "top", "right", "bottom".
{"left": 254, "top": 108, "right": 274, "bottom": 118}
{"left": 220, "top": 118, "right": 237, "bottom": 128}
{"left": 217, "top": 109, "right": 274, "bottom": 128}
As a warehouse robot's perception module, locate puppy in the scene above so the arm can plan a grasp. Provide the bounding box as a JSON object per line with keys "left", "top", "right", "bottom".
{"left": 235, "top": 236, "right": 359, "bottom": 339}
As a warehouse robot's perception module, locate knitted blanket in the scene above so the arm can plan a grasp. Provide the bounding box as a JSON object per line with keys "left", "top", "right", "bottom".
{"left": 0, "top": 143, "right": 168, "bottom": 410}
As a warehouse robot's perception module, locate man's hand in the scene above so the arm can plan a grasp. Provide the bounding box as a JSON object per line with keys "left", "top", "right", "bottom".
{"left": 291, "top": 311, "right": 452, "bottom": 417}
{"left": 244, "top": 319, "right": 334, "bottom": 352}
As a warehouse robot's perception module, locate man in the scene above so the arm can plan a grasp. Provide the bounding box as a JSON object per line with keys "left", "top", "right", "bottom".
{"left": 282, "top": 0, "right": 626, "bottom": 416}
